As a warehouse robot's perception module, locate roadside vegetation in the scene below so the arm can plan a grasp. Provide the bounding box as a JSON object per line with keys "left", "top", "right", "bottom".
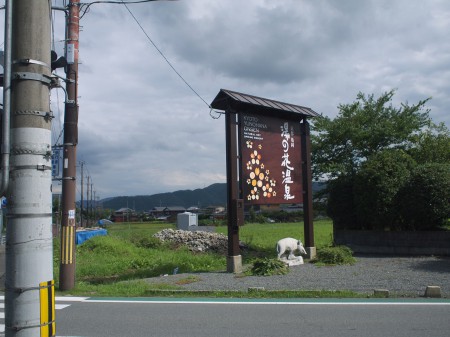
{"left": 55, "top": 219, "right": 358, "bottom": 297}
{"left": 313, "top": 90, "right": 450, "bottom": 231}
{"left": 54, "top": 90, "right": 450, "bottom": 297}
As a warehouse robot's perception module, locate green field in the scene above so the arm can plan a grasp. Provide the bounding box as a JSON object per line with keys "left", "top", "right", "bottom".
{"left": 55, "top": 219, "right": 335, "bottom": 296}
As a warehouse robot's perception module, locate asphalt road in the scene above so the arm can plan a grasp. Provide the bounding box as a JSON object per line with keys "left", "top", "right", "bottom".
{"left": 55, "top": 298, "right": 450, "bottom": 337}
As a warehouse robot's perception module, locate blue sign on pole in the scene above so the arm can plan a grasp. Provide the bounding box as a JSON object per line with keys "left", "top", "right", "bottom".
{"left": 52, "top": 149, "right": 60, "bottom": 177}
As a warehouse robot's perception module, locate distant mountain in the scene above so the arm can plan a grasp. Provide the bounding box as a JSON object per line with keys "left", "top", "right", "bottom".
{"left": 100, "top": 183, "right": 227, "bottom": 211}
{"left": 99, "top": 182, "right": 327, "bottom": 212}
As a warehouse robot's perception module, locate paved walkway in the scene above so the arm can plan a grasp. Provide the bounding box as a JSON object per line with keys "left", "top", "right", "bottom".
{"left": 144, "top": 254, "right": 450, "bottom": 297}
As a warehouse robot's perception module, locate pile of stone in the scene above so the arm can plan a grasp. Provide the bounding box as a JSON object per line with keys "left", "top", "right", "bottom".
{"left": 153, "top": 228, "right": 228, "bottom": 254}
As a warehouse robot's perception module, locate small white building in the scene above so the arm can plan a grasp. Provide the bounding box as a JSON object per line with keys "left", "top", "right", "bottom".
{"left": 177, "top": 212, "right": 198, "bottom": 230}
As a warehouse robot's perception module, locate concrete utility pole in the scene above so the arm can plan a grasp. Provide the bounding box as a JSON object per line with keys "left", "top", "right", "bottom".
{"left": 5, "top": 0, "right": 55, "bottom": 336}
{"left": 0, "top": 0, "right": 12, "bottom": 196}
{"left": 86, "top": 175, "right": 90, "bottom": 226}
{"left": 80, "top": 161, "right": 84, "bottom": 227}
{"left": 90, "top": 182, "right": 93, "bottom": 223}
{"left": 93, "top": 190, "right": 96, "bottom": 221}
{"left": 59, "top": 0, "right": 80, "bottom": 291}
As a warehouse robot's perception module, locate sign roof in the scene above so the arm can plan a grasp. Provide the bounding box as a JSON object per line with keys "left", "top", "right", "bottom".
{"left": 210, "top": 89, "right": 319, "bottom": 119}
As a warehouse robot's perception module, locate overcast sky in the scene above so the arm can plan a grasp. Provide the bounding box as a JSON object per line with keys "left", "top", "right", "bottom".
{"left": 1, "top": 0, "right": 449, "bottom": 200}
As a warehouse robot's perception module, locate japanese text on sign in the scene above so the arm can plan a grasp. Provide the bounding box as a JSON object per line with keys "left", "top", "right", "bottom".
{"left": 240, "top": 112, "right": 303, "bottom": 205}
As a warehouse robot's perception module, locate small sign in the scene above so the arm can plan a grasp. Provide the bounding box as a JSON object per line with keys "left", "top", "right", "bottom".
{"left": 66, "top": 43, "right": 75, "bottom": 64}
{"left": 51, "top": 149, "right": 60, "bottom": 177}
{"left": 68, "top": 209, "right": 75, "bottom": 219}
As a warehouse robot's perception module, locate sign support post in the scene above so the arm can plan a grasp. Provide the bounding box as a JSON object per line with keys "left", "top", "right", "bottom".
{"left": 225, "top": 111, "right": 243, "bottom": 273}
{"left": 301, "top": 118, "right": 316, "bottom": 259}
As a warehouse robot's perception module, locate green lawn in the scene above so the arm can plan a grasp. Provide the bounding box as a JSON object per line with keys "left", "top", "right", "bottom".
{"left": 55, "top": 219, "right": 334, "bottom": 296}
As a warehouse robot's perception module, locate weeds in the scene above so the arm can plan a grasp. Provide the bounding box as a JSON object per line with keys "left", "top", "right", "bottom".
{"left": 250, "top": 258, "right": 289, "bottom": 276}
{"left": 315, "top": 245, "right": 356, "bottom": 265}
{"left": 55, "top": 220, "right": 336, "bottom": 295}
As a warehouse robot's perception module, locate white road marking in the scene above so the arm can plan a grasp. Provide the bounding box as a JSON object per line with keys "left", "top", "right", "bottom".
{"left": 85, "top": 299, "right": 450, "bottom": 306}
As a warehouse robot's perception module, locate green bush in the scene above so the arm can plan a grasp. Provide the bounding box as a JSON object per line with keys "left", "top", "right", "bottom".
{"left": 250, "top": 258, "right": 289, "bottom": 276}
{"left": 354, "top": 150, "right": 416, "bottom": 230}
{"left": 396, "top": 163, "right": 450, "bottom": 230}
{"left": 129, "top": 233, "right": 162, "bottom": 249}
{"left": 327, "top": 176, "right": 358, "bottom": 230}
{"left": 316, "top": 246, "right": 355, "bottom": 265}
{"left": 78, "top": 235, "right": 129, "bottom": 255}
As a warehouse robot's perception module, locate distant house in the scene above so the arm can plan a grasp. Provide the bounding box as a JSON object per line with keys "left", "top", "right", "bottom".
{"left": 111, "top": 207, "right": 139, "bottom": 222}
{"left": 187, "top": 206, "right": 200, "bottom": 213}
{"left": 149, "top": 206, "right": 186, "bottom": 221}
{"left": 205, "top": 206, "right": 225, "bottom": 214}
{"left": 165, "top": 206, "right": 186, "bottom": 214}
{"left": 150, "top": 207, "right": 167, "bottom": 219}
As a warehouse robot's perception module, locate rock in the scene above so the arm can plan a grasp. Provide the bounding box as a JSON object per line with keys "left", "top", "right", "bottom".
{"left": 424, "top": 286, "right": 441, "bottom": 298}
{"left": 373, "top": 289, "right": 390, "bottom": 298}
{"left": 153, "top": 229, "right": 229, "bottom": 254}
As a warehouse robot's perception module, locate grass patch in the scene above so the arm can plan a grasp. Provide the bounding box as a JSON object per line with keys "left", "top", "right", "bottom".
{"left": 54, "top": 233, "right": 225, "bottom": 285}
{"left": 142, "top": 289, "right": 364, "bottom": 299}
{"left": 55, "top": 219, "right": 341, "bottom": 296}
{"left": 63, "top": 284, "right": 364, "bottom": 299}
{"left": 174, "top": 275, "right": 201, "bottom": 285}
{"left": 249, "top": 258, "right": 289, "bottom": 276}
{"left": 63, "top": 280, "right": 182, "bottom": 297}
{"left": 216, "top": 219, "right": 333, "bottom": 261}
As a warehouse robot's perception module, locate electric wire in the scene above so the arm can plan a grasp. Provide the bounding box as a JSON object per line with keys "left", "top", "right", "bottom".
{"left": 77, "top": 0, "right": 224, "bottom": 118}
{"left": 120, "top": 0, "right": 211, "bottom": 109}
{"left": 79, "top": 0, "right": 174, "bottom": 19}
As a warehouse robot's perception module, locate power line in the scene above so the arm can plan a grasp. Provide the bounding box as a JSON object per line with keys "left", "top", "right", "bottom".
{"left": 77, "top": 0, "right": 223, "bottom": 117}
{"left": 79, "top": 0, "right": 176, "bottom": 19}
{"left": 119, "top": 0, "right": 211, "bottom": 109}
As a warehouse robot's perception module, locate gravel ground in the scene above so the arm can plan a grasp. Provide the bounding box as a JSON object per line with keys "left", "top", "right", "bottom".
{"left": 145, "top": 255, "right": 450, "bottom": 297}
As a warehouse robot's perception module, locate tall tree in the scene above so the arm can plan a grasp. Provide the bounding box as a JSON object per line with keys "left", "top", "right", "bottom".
{"left": 311, "top": 90, "right": 430, "bottom": 179}
{"left": 408, "top": 122, "right": 450, "bottom": 165}
{"left": 312, "top": 90, "right": 450, "bottom": 230}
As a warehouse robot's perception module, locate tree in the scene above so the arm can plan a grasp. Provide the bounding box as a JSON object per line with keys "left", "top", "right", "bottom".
{"left": 312, "top": 90, "right": 449, "bottom": 230}
{"left": 396, "top": 163, "right": 450, "bottom": 230}
{"left": 408, "top": 122, "right": 450, "bottom": 165}
{"left": 353, "top": 149, "right": 416, "bottom": 230}
{"left": 312, "top": 90, "right": 430, "bottom": 179}
{"left": 327, "top": 175, "right": 358, "bottom": 230}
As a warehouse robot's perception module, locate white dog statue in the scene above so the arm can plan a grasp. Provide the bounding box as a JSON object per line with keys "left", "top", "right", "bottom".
{"left": 276, "top": 238, "right": 307, "bottom": 265}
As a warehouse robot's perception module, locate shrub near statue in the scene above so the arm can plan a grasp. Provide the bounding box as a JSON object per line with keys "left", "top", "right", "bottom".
{"left": 276, "top": 238, "right": 307, "bottom": 266}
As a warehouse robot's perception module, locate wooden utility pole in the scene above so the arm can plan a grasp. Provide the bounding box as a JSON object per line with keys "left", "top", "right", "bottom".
{"left": 59, "top": 0, "right": 80, "bottom": 291}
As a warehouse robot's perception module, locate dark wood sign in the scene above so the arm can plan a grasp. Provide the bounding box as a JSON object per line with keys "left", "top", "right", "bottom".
{"left": 240, "top": 112, "right": 302, "bottom": 205}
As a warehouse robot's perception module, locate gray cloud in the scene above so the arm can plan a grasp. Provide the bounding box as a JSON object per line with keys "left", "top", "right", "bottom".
{"left": 1, "top": 0, "right": 449, "bottom": 200}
